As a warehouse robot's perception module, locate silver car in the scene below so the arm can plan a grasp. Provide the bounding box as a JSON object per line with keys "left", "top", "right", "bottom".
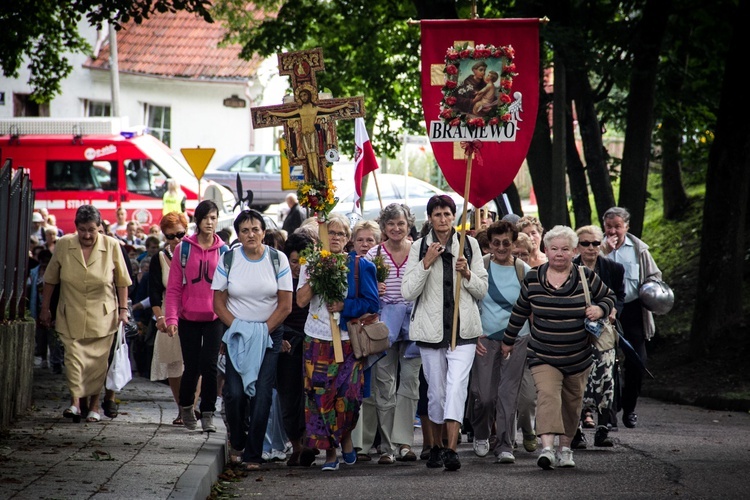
{"left": 202, "top": 152, "right": 293, "bottom": 212}
{"left": 330, "top": 173, "right": 466, "bottom": 230}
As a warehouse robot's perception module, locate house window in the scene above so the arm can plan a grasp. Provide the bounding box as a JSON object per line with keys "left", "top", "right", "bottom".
{"left": 85, "top": 100, "right": 112, "bottom": 117}
{"left": 13, "top": 93, "right": 49, "bottom": 117}
{"left": 145, "top": 104, "right": 171, "bottom": 146}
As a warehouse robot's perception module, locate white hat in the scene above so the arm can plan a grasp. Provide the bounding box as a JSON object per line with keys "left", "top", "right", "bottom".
{"left": 32, "top": 212, "right": 44, "bottom": 223}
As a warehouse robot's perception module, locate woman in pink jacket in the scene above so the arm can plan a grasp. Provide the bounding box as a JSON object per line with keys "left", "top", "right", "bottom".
{"left": 165, "top": 200, "right": 226, "bottom": 432}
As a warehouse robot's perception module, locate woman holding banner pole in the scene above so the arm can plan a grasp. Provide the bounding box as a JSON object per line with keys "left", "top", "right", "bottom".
{"left": 402, "top": 195, "right": 488, "bottom": 472}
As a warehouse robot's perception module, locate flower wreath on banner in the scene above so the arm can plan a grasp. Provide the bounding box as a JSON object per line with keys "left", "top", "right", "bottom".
{"left": 297, "top": 177, "right": 338, "bottom": 220}
{"left": 440, "top": 43, "right": 518, "bottom": 129}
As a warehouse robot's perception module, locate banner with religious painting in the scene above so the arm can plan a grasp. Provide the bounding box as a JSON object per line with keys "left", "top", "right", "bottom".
{"left": 421, "top": 19, "right": 540, "bottom": 207}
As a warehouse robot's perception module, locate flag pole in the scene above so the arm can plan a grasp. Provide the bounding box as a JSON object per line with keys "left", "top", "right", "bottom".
{"left": 451, "top": 150, "right": 474, "bottom": 351}
{"left": 372, "top": 170, "right": 384, "bottom": 210}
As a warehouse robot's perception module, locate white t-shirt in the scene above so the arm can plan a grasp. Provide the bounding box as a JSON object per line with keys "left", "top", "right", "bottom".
{"left": 211, "top": 246, "right": 292, "bottom": 322}
{"left": 298, "top": 263, "right": 349, "bottom": 341}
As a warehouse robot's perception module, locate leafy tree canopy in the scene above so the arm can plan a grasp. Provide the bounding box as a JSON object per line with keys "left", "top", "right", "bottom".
{"left": 214, "top": 0, "right": 434, "bottom": 157}
{"left": 0, "top": 0, "right": 213, "bottom": 103}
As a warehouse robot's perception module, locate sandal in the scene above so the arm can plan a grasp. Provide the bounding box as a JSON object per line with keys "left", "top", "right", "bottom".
{"left": 86, "top": 411, "right": 101, "bottom": 423}
{"left": 172, "top": 416, "right": 183, "bottom": 426}
{"left": 244, "top": 462, "right": 261, "bottom": 471}
{"left": 63, "top": 405, "right": 82, "bottom": 424}
{"left": 102, "top": 400, "right": 119, "bottom": 419}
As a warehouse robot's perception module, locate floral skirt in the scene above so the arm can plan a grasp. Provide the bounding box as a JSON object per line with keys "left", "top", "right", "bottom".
{"left": 304, "top": 335, "right": 363, "bottom": 450}
{"left": 582, "top": 348, "right": 616, "bottom": 412}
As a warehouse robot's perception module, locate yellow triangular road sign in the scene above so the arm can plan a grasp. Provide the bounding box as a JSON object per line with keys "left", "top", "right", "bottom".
{"left": 181, "top": 148, "right": 216, "bottom": 180}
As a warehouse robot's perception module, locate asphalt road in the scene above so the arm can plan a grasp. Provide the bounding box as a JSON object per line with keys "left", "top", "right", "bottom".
{"left": 215, "top": 397, "right": 750, "bottom": 499}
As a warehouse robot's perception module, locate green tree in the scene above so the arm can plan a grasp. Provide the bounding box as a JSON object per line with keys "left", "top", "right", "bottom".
{"left": 0, "top": 0, "right": 213, "bottom": 102}
{"left": 214, "top": 0, "right": 444, "bottom": 158}
{"left": 689, "top": 0, "right": 749, "bottom": 356}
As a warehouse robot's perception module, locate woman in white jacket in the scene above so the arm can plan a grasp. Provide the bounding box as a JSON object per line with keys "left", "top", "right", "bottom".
{"left": 401, "top": 195, "right": 488, "bottom": 472}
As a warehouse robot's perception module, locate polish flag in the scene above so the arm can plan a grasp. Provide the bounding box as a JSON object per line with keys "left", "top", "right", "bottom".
{"left": 353, "top": 118, "right": 379, "bottom": 209}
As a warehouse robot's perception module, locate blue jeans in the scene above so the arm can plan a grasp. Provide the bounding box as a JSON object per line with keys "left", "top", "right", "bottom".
{"left": 224, "top": 326, "right": 283, "bottom": 463}
{"left": 263, "top": 389, "right": 289, "bottom": 453}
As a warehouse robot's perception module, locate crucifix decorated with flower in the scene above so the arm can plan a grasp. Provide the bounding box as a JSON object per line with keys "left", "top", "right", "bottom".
{"left": 252, "top": 48, "right": 366, "bottom": 362}
{"left": 251, "top": 48, "right": 365, "bottom": 221}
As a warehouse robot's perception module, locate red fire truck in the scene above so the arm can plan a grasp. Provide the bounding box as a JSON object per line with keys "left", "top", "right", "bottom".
{"left": 0, "top": 118, "right": 235, "bottom": 233}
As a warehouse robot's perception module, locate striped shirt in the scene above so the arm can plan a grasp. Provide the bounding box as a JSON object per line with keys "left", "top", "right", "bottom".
{"left": 366, "top": 244, "right": 411, "bottom": 305}
{"left": 503, "top": 264, "right": 615, "bottom": 375}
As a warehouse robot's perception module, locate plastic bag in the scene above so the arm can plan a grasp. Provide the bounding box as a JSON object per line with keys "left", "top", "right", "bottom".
{"left": 106, "top": 322, "right": 133, "bottom": 391}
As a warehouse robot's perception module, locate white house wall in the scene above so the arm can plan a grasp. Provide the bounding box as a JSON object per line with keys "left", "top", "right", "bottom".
{"left": 0, "top": 19, "right": 283, "bottom": 170}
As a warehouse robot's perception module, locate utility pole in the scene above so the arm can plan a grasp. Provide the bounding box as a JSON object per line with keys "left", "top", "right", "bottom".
{"left": 109, "top": 23, "right": 121, "bottom": 117}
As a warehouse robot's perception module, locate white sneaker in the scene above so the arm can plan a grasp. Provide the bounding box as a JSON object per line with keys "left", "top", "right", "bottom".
{"left": 473, "top": 438, "right": 490, "bottom": 457}
{"left": 537, "top": 447, "right": 556, "bottom": 470}
{"left": 271, "top": 449, "right": 287, "bottom": 461}
{"left": 557, "top": 446, "right": 575, "bottom": 468}
{"left": 495, "top": 451, "right": 515, "bottom": 464}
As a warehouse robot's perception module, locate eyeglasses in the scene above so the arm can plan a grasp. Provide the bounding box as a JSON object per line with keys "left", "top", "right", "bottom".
{"left": 579, "top": 241, "right": 601, "bottom": 247}
{"left": 490, "top": 239, "right": 512, "bottom": 248}
{"left": 329, "top": 230, "right": 347, "bottom": 239}
{"left": 164, "top": 231, "right": 186, "bottom": 240}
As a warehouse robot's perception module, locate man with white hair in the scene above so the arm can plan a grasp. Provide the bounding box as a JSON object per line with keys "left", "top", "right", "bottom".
{"left": 282, "top": 193, "right": 306, "bottom": 234}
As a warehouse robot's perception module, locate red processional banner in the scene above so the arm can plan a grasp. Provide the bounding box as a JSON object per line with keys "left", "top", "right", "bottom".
{"left": 421, "top": 19, "right": 540, "bottom": 207}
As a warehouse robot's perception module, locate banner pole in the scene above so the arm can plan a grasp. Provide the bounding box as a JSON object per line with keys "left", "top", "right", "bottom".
{"left": 451, "top": 151, "right": 474, "bottom": 351}
{"left": 319, "top": 222, "right": 344, "bottom": 363}
{"left": 372, "top": 170, "right": 384, "bottom": 210}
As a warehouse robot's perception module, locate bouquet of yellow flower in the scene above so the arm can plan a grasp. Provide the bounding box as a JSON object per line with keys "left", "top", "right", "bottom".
{"left": 297, "top": 179, "right": 338, "bottom": 219}
{"left": 372, "top": 254, "right": 390, "bottom": 283}
{"left": 299, "top": 243, "right": 349, "bottom": 305}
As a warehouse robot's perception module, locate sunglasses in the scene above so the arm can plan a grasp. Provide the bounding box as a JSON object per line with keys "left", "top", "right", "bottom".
{"left": 579, "top": 240, "right": 601, "bottom": 247}
{"left": 164, "top": 231, "right": 186, "bottom": 240}
{"left": 490, "top": 239, "right": 513, "bottom": 248}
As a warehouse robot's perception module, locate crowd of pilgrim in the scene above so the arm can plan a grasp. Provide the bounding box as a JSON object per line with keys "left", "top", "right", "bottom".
{"left": 30, "top": 192, "right": 661, "bottom": 472}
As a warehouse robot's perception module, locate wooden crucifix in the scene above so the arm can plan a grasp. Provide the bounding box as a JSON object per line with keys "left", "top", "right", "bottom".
{"left": 251, "top": 48, "right": 365, "bottom": 363}
{"left": 251, "top": 48, "right": 365, "bottom": 185}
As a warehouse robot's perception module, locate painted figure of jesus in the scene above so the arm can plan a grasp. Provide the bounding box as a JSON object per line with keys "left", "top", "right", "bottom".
{"left": 267, "top": 87, "right": 357, "bottom": 181}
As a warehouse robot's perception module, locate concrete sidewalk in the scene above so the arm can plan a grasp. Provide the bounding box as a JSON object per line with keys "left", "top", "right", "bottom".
{"left": 0, "top": 367, "right": 226, "bottom": 500}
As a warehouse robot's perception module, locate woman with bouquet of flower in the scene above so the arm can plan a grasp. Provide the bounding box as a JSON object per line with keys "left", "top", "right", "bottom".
{"left": 296, "top": 214, "right": 380, "bottom": 471}
{"left": 363, "top": 204, "right": 422, "bottom": 464}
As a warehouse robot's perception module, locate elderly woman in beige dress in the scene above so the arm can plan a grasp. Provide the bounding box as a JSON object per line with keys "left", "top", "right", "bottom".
{"left": 40, "top": 205, "right": 131, "bottom": 423}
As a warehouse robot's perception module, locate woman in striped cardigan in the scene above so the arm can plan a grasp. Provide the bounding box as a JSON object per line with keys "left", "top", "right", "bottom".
{"left": 501, "top": 225, "right": 614, "bottom": 470}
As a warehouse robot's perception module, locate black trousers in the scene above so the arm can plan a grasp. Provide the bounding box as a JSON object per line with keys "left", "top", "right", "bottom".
{"left": 619, "top": 299, "right": 648, "bottom": 415}
{"left": 276, "top": 330, "right": 306, "bottom": 442}
{"left": 178, "top": 318, "right": 223, "bottom": 411}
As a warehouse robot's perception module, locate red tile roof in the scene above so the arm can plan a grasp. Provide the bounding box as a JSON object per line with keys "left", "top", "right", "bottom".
{"left": 84, "top": 10, "right": 260, "bottom": 80}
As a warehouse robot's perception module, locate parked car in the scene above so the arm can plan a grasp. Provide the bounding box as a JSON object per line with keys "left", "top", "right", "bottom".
{"left": 330, "top": 174, "right": 467, "bottom": 230}
{"left": 202, "top": 152, "right": 292, "bottom": 212}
